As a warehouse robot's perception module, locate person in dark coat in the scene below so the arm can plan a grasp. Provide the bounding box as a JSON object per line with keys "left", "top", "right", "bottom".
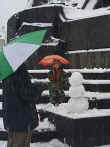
{"left": 48, "top": 60, "right": 70, "bottom": 105}
{"left": 2, "top": 64, "right": 43, "bottom": 147}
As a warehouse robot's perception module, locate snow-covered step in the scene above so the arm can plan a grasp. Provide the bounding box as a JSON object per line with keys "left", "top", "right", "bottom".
{"left": 40, "top": 91, "right": 110, "bottom": 109}
{"left": 0, "top": 118, "right": 4, "bottom": 131}
{"left": 41, "top": 90, "right": 110, "bottom": 99}
{"left": 28, "top": 69, "right": 110, "bottom": 80}
{"left": 31, "top": 79, "right": 110, "bottom": 92}
{"left": 1, "top": 78, "right": 110, "bottom": 93}
{"left": 0, "top": 90, "right": 2, "bottom": 95}
{"left": 31, "top": 78, "right": 110, "bottom": 84}
{"left": 1, "top": 90, "right": 110, "bottom": 104}
{"left": 41, "top": 91, "right": 110, "bottom": 101}
{"left": 84, "top": 80, "right": 110, "bottom": 84}
{"left": 28, "top": 68, "right": 110, "bottom": 74}
{"left": 66, "top": 48, "right": 110, "bottom": 54}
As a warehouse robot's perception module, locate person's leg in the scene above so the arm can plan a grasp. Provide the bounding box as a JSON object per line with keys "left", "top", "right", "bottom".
{"left": 7, "top": 131, "right": 32, "bottom": 147}
{"left": 57, "top": 90, "right": 65, "bottom": 104}
{"left": 7, "top": 131, "right": 13, "bottom": 147}
{"left": 24, "top": 131, "right": 32, "bottom": 147}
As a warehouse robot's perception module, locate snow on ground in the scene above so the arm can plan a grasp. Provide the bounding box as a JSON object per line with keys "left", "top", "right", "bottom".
{"left": 1, "top": 140, "right": 110, "bottom": 147}
{"left": 31, "top": 139, "right": 68, "bottom": 147}
{"left": 30, "top": 143, "right": 110, "bottom": 147}
{"left": 0, "top": 139, "right": 69, "bottom": 147}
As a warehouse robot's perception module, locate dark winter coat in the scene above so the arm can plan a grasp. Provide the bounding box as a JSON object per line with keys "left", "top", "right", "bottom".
{"left": 2, "top": 65, "right": 42, "bottom": 131}
{"left": 48, "top": 69, "right": 70, "bottom": 104}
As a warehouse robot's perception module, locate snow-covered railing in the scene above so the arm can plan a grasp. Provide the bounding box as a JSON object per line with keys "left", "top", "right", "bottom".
{"left": 41, "top": 90, "right": 110, "bottom": 100}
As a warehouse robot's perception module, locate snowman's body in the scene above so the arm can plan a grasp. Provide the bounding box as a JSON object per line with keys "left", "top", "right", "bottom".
{"left": 67, "top": 72, "right": 89, "bottom": 113}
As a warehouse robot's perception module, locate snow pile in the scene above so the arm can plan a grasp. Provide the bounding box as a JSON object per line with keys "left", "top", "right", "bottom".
{"left": 37, "top": 103, "right": 57, "bottom": 113}
{"left": 31, "top": 139, "right": 69, "bottom": 147}
{"left": 37, "top": 103, "right": 70, "bottom": 116}
{"left": 36, "top": 118, "right": 55, "bottom": 131}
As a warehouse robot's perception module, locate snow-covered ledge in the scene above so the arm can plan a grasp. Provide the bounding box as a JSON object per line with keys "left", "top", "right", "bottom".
{"left": 28, "top": 68, "right": 110, "bottom": 74}
{"left": 42, "top": 90, "right": 110, "bottom": 100}
{"left": 36, "top": 103, "right": 110, "bottom": 119}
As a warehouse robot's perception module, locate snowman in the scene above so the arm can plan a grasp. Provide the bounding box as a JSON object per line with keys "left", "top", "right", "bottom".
{"left": 66, "top": 72, "right": 89, "bottom": 113}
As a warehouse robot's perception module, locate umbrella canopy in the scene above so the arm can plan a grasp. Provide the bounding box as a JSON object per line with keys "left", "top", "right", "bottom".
{"left": 0, "top": 29, "right": 47, "bottom": 81}
{"left": 39, "top": 55, "right": 70, "bottom": 66}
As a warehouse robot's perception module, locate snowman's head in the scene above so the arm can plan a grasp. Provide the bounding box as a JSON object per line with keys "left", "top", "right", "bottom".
{"left": 69, "top": 72, "right": 84, "bottom": 86}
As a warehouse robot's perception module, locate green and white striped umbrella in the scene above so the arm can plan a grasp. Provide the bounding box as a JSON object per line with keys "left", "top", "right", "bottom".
{"left": 0, "top": 29, "right": 46, "bottom": 81}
